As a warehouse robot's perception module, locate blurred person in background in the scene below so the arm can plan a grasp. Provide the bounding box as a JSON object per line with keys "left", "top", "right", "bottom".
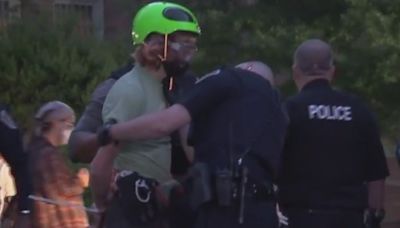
{"left": 0, "top": 155, "right": 16, "bottom": 217}
{"left": 0, "top": 154, "right": 16, "bottom": 227}
{"left": 0, "top": 103, "right": 33, "bottom": 228}
{"left": 28, "top": 101, "right": 90, "bottom": 228}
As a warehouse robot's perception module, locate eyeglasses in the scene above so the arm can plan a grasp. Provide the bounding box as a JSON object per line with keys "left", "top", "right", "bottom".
{"left": 169, "top": 41, "right": 198, "bottom": 54}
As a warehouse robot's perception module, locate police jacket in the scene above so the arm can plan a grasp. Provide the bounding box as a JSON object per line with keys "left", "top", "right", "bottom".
{"left": 279, "top": 79, "right": 389, "bottom": 210}
{"left": 178, "top": 67, "right": 288, "bottom": 183}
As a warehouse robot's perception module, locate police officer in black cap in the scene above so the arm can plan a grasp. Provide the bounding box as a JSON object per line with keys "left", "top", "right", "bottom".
{"left": 97, "top": 61, "right": 288, "bottom": 228}
{"left": 0, "top": 104, "right": 32, "bottom": 227}
{"left": 279, "top": 39, "right": 389, "bottom": 228}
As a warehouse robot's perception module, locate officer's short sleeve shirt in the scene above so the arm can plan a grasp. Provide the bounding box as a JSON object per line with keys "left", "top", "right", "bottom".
{"left": 280, "top": 79, "right": 389, "bottom": 209}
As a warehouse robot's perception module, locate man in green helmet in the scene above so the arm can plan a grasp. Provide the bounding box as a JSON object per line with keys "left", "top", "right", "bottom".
{"left": 90, "top": 2, "right": 200, "bottom": 227}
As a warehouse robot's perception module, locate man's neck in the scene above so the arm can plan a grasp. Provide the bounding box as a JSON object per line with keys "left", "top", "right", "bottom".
{"left": 297, "top": 76, "right": 331, "bottom": 91}
{"left": 143, "top": 64, "right": 167, "bottom": 81}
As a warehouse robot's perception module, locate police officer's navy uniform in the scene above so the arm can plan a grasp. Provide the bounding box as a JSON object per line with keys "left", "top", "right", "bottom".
{"left": 279, "top": 79, "right": 389, "bottom": 228}
{"left": 0, "top": 104, "right": 32, "bottom": 214}
{"left": 178, "top": 67, "right": 287, "bottom": 228}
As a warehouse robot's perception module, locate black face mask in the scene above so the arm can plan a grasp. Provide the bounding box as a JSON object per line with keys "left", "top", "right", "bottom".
{"left": 162, "top": 59, "right": 189, "bottom": 79}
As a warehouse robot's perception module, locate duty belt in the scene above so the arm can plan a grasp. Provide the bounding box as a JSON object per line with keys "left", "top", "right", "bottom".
{"left": 241, "top": 181, "right": 276, "bottom": 200}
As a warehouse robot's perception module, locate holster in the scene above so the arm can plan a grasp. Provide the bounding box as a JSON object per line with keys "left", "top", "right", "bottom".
{"left": 181, "top": 163, "right": 238, "bottom": 209}
{"left": 215, "top": 168, "right": 234, "bottom": 207}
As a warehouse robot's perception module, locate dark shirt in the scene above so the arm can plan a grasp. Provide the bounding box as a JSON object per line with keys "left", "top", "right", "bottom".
{"left": 0, "top": 104, "right": 32, "bottom": 212}
{"left": 179, "top": 67, "right": 287, "bottom": 182}
{"left": 279, "top": 79, "right": 389, "bottom": 210}
{"left": 164, "top": 72, "right": 197, "bottom": 176}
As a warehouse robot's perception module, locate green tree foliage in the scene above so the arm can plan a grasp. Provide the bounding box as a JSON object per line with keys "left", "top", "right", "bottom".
{"left": 0, "top": 15, "right": 127, "bottom": 130}
{"left": 1, "top": 0, "right": 400, "bottom": 139}
{"left": 175, "top": 0, "right": 400, "bottom": 137}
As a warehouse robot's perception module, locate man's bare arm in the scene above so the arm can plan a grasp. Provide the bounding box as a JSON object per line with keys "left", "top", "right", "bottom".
{"left": 110, "top": 104, "right": 191, "bottom": 141}
{"left": 90, "top": 145, "right": 119, "bottom": 210}
{"left": 179, "top": 124, "right": 194, "bottom": 163}
{"left": 69, "top": 132, "right": 99, "bottom": 163}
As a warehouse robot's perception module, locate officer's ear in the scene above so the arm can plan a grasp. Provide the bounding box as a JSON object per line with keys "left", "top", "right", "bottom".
{"left": 292, "top": 64, "right": 303, "bottom": 88}
{"left": 292, "top": 64, "right": 298, "bottom": 77}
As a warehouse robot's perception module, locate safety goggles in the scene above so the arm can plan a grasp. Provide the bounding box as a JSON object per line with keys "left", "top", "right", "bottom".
{"left": 168, "top": 41, "right": 198, "bottom": 54}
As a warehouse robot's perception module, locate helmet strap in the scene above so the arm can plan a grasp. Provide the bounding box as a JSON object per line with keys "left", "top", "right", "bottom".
{"left": 158, "top": 34, "right": 169, "bottom": 61}
{"left": 168, "top": 77, "right": 174, "bottom": 91}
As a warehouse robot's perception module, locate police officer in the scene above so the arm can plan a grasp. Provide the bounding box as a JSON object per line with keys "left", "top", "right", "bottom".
{"left": 278, "top": 39, "right": 389, "bottom": 228}
{"left": 98, "top": 61, "right": 288, "bottom": 228}
{"left": 0, "top": 104, "right": 32, "bottom": 227}
{"left": 68, "top": 61, "right": 133, "bottom": 163}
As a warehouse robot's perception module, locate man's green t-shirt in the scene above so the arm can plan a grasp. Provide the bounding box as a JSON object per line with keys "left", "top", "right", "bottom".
{"left": 102, "top": 65, "right": 171, "bottom": 183}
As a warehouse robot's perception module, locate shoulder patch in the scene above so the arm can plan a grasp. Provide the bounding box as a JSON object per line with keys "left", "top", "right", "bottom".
{"left": 0, "top": 110, "right": 17, "bottom": 129}
{"left": 196, "top": 69, "right": 221, "bottom": 84}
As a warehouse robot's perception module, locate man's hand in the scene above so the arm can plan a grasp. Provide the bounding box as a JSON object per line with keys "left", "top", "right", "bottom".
{"left": 78, "top": 168, "right": 90, "bottom": 188}
{"left": 14, "top": 214, "right": 31, "bottom": 228}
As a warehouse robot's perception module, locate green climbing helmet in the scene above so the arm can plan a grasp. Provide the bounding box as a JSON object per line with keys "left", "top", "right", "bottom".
{"left": 132, "top": 2, "right": 201, "bottom": 45}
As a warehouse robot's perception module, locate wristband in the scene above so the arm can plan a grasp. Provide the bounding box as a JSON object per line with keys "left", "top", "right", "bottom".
{"left": 97, "top": 119, "right": 117, "bottom": 146}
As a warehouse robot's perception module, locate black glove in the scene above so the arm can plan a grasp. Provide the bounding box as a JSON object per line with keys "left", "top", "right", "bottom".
{"left": 97, "top": 119, "right": 118, "bottom": 146}
{"left": 365, "top": 209, "right": 385, "bottom": 228}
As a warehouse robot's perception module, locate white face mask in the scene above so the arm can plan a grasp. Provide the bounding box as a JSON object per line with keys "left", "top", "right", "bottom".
{"left": 61, "top": 128, "right": 73, "bottom": 145}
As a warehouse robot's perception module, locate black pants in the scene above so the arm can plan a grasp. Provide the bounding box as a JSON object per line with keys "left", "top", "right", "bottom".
{"left": 104, "top": 196, "right": 168, "bottom": 228}
{"left": 285, "top": 208, "right": 364, "bottom": 228}
{"left": 194, "top": 200, "right": 278, "bottom": 228}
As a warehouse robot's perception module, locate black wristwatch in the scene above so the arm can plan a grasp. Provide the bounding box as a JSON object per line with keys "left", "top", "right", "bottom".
{"left": 97, "top": 119, "right": 118, "bottom": 146}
